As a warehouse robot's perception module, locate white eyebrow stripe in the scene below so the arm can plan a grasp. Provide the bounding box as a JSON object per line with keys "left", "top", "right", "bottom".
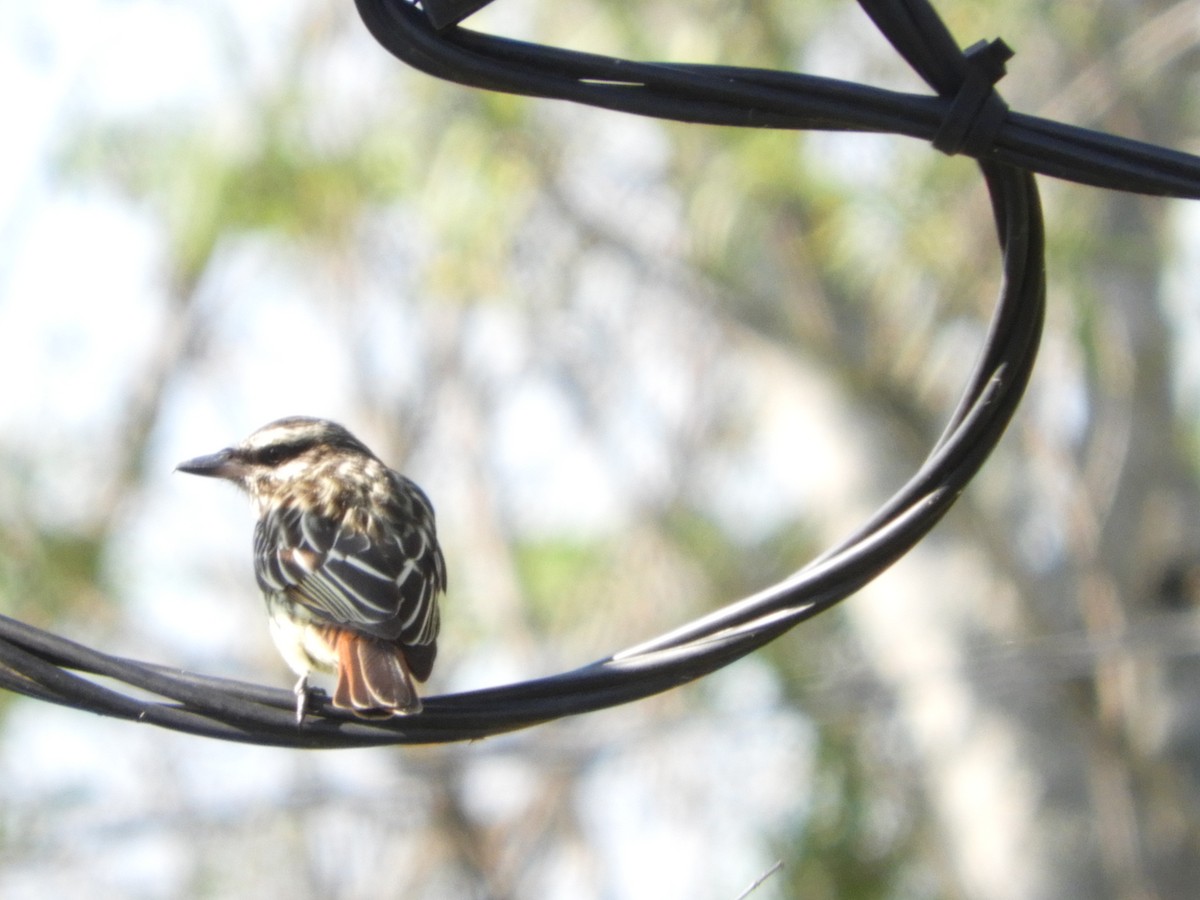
{"left": 243, "top": 421, "right": 325, "bottom": 450}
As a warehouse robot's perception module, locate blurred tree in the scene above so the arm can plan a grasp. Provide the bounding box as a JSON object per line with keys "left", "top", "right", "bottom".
{"left": 2, "top": 0, "right": 1200, "bottom": 898}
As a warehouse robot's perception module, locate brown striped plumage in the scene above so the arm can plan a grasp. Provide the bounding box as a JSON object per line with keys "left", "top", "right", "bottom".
{"left": 177, "top": 417, "right": 446, "bottom": 723}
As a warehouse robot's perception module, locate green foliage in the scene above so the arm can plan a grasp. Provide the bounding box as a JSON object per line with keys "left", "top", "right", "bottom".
{"left": 516, "top": 536, "right": 615, "bottom": 634}
{"left": 781, "top": 721, "right": 932, "bottom": 900}
{"left": 0, "top": 526, "right": 105, "bottom": 625}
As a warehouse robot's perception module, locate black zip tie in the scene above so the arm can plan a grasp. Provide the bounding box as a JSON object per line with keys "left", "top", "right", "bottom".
{"left": 932, "top": 38, "right": 1013, "bottom": 157}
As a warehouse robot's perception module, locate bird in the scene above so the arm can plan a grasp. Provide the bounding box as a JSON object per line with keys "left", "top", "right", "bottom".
{"left": 176, "top": 416, "right": 446, "bottom": 723}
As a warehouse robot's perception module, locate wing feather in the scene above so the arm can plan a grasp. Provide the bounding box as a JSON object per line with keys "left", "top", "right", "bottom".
{"left": 253, "top": 477, "right": 444, "bottom": 656}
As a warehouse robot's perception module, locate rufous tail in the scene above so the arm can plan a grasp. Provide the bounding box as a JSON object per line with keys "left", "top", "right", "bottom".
{"left": 332, "top": 632, "right": 422, "bottom": 716}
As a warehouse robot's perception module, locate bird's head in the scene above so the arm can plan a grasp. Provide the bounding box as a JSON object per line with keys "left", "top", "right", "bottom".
{"left": 176, "top": 416, "right": 377, "bottom": 509}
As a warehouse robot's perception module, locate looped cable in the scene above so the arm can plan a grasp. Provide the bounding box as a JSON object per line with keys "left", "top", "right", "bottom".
{"left": 11, "top": 0, "right": 1200, "bottom": 748}
{"left": 932, "top": 38, "right": 1013, "bottom": 157}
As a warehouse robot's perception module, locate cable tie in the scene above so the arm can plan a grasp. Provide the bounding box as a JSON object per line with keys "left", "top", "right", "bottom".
{"left": 933, "top": 38, "right": 1014, "bottom": 158}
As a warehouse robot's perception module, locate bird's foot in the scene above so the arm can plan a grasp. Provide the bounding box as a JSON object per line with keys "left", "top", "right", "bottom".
{"left": 293, "top": 675, "right": 310, "bottom": 726}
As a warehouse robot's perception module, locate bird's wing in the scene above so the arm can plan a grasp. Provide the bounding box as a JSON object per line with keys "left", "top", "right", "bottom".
{"left": 254, "top": 497, "right": 443, "bottom": 649}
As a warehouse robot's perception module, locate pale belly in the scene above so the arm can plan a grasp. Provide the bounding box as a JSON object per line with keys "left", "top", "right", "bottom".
{"left": 265, "top": 595, "right": 340, "bottom": 676}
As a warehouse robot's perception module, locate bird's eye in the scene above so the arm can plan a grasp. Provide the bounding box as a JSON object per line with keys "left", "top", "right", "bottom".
{"left": 258, "top": 445, "right": 292, "bottom": 466}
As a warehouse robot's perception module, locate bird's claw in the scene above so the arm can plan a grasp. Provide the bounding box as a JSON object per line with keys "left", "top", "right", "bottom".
{"left": 293, "top": 675, "right": 309, "bottom": 726}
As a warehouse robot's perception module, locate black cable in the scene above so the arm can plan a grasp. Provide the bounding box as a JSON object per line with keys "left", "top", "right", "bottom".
{"left": 358, "top": 0, "right": 1200, "bottom": 198}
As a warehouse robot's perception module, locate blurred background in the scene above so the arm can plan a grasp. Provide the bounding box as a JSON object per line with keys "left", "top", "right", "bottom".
{"left": 3, "top": 1, "right": 1200, "bottom": 898}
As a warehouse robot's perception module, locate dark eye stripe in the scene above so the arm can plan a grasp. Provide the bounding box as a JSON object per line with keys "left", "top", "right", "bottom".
{"left": 252, "top": 441, "right": 308, "bottom": 465}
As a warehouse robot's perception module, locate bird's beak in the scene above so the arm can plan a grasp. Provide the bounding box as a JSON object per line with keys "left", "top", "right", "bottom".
{"left": 175, "top": 447, "right": 244, "bottom": 480}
